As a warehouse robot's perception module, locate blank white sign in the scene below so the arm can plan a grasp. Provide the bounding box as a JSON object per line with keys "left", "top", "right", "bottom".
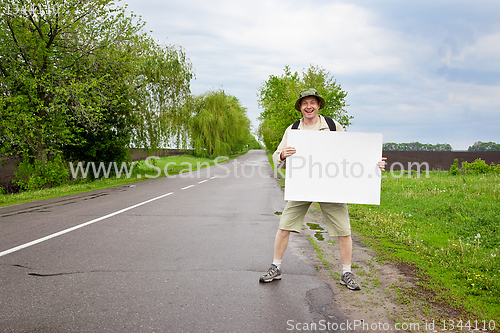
{"left": 284, "top": 131, "right": 383, "bottom": 205}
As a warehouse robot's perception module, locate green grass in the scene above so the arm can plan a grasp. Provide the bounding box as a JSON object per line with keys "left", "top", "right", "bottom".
{"left": 348, "top": 171, "right": 500, "bottom": 322}
{"left": 0, "top": 153, "right": 243, "bottom": 207}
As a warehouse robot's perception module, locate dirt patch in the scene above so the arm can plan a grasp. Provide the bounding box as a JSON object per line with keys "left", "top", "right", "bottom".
{"left": 290, "top": 204, "right": 479, "bottom": 333}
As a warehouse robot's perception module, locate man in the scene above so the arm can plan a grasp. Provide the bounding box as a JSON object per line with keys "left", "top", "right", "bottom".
{"left": 259, "top": 88, "right": 386, "bottom": 290}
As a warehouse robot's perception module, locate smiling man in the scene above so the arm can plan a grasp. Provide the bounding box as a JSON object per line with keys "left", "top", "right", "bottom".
{"left": 259, "top": 88, "right": 386, "bottom": 290}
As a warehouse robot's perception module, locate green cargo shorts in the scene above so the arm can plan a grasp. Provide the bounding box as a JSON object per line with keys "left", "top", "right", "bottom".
{"left": 278, "top": 201, "right": 351, "bottom": 237}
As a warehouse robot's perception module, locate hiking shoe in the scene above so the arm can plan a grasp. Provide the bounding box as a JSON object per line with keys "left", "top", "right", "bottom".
{"left": 259, "top": 264, "right": 282, "bottom": 283}
{"left": 340, "top": 272, "right": 361, "bottom": 290}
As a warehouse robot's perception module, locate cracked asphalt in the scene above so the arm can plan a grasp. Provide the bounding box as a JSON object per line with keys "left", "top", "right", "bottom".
{"left": 0, "top": 150, "right": 350, "bottom": 332}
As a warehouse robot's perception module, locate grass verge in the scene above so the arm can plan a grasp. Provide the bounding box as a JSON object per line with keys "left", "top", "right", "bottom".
{"left": 0, "top": 152, "right": 247, "bottom": 207}
{"left": 348, "top": 171, "right": 500, "bottom": 327}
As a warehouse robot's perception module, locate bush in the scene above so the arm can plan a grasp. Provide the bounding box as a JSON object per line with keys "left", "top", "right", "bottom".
{"left": 491, "top": 162, "right": 500, "bottom": 174}
{"left": 450, "top": 158, "right": 500, "bottom": 175}
{"left": 463, "top": 159, "right": 489, "bottom": 174}
{"left": 449, "top": 158, "right": 459, "bottom": 175}
{"left": 15, "top": 153, "right": 69, "bottom": 191}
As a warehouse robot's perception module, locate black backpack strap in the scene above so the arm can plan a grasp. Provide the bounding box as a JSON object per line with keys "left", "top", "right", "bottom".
{"left": 292, "top": 117, "right": 336, "bottom": 131}
{"left": 324, "top": 116, "right": 336, "bottom": 131}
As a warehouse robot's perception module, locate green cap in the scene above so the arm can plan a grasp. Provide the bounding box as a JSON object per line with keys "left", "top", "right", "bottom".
{"left": 294, "top": 88, "right": 325, "bottom": 111}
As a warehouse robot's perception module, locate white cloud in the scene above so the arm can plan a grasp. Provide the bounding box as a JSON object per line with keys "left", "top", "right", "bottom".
{"left": 123, "top": 0, "right": 500, "bottom": 150}
{"left": 464, "top": 32, "right": 500, "bottom": 69}
{"left": 202, "top": 1, "right": 412, "bottom": 75}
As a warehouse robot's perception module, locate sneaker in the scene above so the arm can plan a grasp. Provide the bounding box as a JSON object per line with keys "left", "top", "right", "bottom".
{"left": 340, "top": 271, "right": 361, "bottom": 290}
{"left": 259, "top": 264, "right": 282, "bottom": 283}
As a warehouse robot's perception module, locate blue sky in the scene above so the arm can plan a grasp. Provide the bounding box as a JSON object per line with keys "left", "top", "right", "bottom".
{"left": 124, "top": 0, "right": 500, "bottom": 150}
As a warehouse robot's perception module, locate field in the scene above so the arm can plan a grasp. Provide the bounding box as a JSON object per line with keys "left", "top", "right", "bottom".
{"left": 348, "top": 171, "right": 500, "bottom": 325}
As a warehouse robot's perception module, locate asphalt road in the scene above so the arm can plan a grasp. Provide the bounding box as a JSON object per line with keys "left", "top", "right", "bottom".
{"left": 0, "top": 150, "right": 348, "bottom": 332}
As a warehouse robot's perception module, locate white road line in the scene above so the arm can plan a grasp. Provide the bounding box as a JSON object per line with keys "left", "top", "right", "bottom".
{"left": 0, "top": 192, "right": 174, "bottom": 258}
{"left": 198, "top": 180, "right": 208, "bottom": 184}
{"left": 181, "top": 185, "right": 194, "bottom": 190}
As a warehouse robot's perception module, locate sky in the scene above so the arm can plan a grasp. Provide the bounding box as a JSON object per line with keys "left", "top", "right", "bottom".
{"left": 123, "top": 0, "right": 500, "bottom": 150}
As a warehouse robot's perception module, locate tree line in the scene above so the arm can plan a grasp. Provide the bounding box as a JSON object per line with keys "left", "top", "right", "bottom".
{"left": 467, "top": 141, "right": 500, "bottom": 152}
{"left": 383, "top": 141, "right": 500, "bottom": 151}
{"left": 383, "top": 142, "right": 453, "bottom": 151}
{"left": 0, "top": 0, "right": 253, "bottom": 191}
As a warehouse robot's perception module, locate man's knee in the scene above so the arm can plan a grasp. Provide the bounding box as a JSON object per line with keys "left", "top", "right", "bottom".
{"left": 277, "top": 228, "right": 291, "bottom": 237}
{"left": 338, "top": 235, "right": 352, "bottom": 244}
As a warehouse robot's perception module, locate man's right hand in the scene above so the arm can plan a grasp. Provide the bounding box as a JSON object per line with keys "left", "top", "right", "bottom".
{"left": 280, "top": 146, "right": 296, "bottom": 160}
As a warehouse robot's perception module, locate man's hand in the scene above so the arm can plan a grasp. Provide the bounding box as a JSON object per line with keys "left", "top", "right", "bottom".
{"left": 280, "top": 146, "right": 296, "bottom": 160}
{"left": 377, "top": 157, "right": 387, "bottom": 171}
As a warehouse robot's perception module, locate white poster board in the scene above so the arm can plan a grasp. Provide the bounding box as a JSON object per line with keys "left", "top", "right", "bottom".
{"left": 284, "top": 131, "right": 383, "bottom": 205}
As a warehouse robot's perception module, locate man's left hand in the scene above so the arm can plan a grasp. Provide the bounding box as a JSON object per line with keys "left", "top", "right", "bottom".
{"left": 377, "top": 157, "right": 387, "bottom": 171}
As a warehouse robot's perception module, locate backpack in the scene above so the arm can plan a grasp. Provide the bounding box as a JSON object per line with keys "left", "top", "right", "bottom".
{"left": 291, "top": 116, "right": 336, "bottom": 131}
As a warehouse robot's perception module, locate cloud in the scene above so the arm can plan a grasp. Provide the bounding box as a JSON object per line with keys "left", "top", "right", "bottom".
{"left": 435, "top": 32, "right": 500, "bottom": 85}
{"left": 123, "top": 0, "right": 500, "bottom": 150}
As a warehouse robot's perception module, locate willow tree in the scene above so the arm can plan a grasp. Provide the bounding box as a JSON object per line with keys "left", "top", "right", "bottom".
{"left": 131, "top": 38, "right": 194, "bottom": 152}
{"left": 190, "top": 91, "right": 250, "bottom": 157}
{"left": 257, "top": 65, "right": 352, "bottom": 152}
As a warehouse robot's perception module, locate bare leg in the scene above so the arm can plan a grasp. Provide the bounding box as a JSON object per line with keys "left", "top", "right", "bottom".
{"left": 274, "top": 229, "right": 291, "bottom": 260}
{"left": 338, "top": 235, "right": 352, "bottom": 265}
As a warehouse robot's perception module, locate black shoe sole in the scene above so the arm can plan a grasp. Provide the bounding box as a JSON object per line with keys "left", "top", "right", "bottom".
{"left": 259, "top": 276, "right": 282, "bottom": 283}
{"left": 340, "top": 281, "right": 361, "bottom": 290}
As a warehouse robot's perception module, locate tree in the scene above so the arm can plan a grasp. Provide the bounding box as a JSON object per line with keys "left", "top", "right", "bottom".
{"left": 246, "top": 133, "right": 263, "bottom": 150}
{"left": 0, "top": 0, "right": 146, "bottom": 188}
{"left": 434, "top": 143, "right": 453, "bottom": 151}
{"left": 190, "top": 90, "right": 250, "bottom": 157}
{"left": 130, "top": 38, "right": 194, "bottom": 152}
{"left": 468, "top": 141, "right": 500, "bottom": 151}
{"left": 61, "top": 28, "right": 142, "bottom": 170}
{"left": 257, "top": 65, "right": 352, "bottom": 152}
{"left": 383, "top": 142, "right": 453, "bottom": 151}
